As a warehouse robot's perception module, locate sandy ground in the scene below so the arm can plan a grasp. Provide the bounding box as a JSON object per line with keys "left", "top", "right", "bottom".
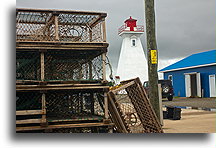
{"left": 162, "top": 97, "right": 216, "bottom": 109}
{"left": 162, "top": 109, "right": 216, "bottom": 133}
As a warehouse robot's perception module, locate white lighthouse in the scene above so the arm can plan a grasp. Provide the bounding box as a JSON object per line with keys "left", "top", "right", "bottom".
{"left": 116, "top": 16, "right": 148, "bottom": 83}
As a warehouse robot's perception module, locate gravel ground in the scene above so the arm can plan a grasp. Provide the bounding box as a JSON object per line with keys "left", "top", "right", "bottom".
{"left": 162, "top": 97, "right": 216, "bottom": 109}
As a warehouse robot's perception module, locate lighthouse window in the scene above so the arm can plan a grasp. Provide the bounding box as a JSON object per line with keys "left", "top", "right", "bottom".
{"left": 132, "top": 39, "right": 136, "bottom": 46}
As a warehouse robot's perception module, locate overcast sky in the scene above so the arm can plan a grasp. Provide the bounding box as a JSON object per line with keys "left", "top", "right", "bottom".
{"left": 16, "top": 0, "right": 215, "bottom": 78}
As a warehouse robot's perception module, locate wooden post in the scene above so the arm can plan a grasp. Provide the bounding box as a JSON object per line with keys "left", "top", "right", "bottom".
{"left": 54, "top": 15, "right": 59, "bottom": 41}
{"left": 41, "top": 93, "right": 47, "bottom": 127}
{"left": 89, "top": 28, "right": 93, "bottom": 42}
{"left": 144, "top": 0, "right": 160, "bottom": 119}
{"left": 102, "top": 20, "right": 107, "bottom": 42}
{"left": 158, "top": 84, "right": 163, "bottom": 126}
{"left": 104, "top": 92, "right": 108, "bottom": 119}
{"left": 40, "top": 52, "right": 45, "bottom": 81}
{"left": 102, "top": 53, "right": 106, "bottom": 82}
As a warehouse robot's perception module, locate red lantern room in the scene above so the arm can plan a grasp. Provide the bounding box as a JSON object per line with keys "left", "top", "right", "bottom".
{"left": 118, "top": 16, "right": 144, "bottom": 35}
{"left": 124, "top": 16, "right": 137, "bottom": 31}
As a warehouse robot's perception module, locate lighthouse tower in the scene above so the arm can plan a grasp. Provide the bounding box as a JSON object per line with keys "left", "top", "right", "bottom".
{"left": 116, "top": 16, "right": 148, "bottom": 83}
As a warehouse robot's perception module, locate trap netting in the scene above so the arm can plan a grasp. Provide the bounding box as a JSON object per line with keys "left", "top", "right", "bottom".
{"left": 16, "top": 51, "right": 41, "bottom": 81}
{"left": 16, "top": 9, "right": 105, "bottom": 42}
{"left": 108, "top": 78, "right": 163, "bottom": 133}
{"left": 48, "top": 127, "right": 109, "bottom": 133}
{"left": 46, "top": 90, "right": 105, "bottom": 120}
{"left": 16, "top": 50, "right": 104, "bottom": 81}
{"left": 114, "top": 93, "right": 144, "bottom": 133}
{"left": 16, "top": 92, "right": 42, "bottom": 111}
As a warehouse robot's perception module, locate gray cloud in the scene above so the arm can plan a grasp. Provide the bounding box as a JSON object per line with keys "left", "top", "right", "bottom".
{"left": 17, "top": 0, "right": 215, "bottom": 72}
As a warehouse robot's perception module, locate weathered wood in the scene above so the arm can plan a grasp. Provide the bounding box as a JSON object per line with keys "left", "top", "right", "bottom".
{"left": 16, "top": 8, "right": 107, "bottom": 17}
{"left": 144, "top": 0, "right": 160, "bottom": 119}
{"left": 41, "top": 93, "right": 47, "bottom": 125}
{"left": 16, "top": 85, "right": 110, "bottom": 91}
{"left": 102, "top": 21, "right": 107, "bottom": 42}
{"left": 16, "top": 79, "right": 103, "bottom": 85}
{"left": 40, "top": 52, "right": 45, "bottom": 81}
{"left": 108, "top": 78, "right": 163, "bottom": 133}
{"left": 89, "top": 16, "right": 103, "bottom": 28}
{"left": 16, "top": 83, "right": 103, "bottom": 88}
{"left": 54, "top": 15, "right": 59, "bottom": 41}
{"left": 16, "top": 40, "right": 109, "bottom": 44}
{"left": 89, "top": 28, "right": 93, "bottom": 42}
{"left": 111, "top": 81, "right": 135, "bottom": 94}
{"left": 102, "top": 52, "right": 106, "bottom": 81}
{"left": 107, "top": 92, "right": 129, "bottom": 133}
{"left": 48, "top": 117, "right": 103, "bottom": 123}
{"left": 104, "top": 92, "right": 108, "bottom": 119}
{"left": 16, "top": 41, "right": 108, "bottom": 51}
{"left": 16, "top": 47, "right": 107, "bottom": 51}
{"left": 16, "top": 122, "right": 114, "bottom": 131}
{"left": 16, "top": 119, "right": 42, "bottom": 124}
{"left": 16, "top": 110, "right": 45, "bottom": 116}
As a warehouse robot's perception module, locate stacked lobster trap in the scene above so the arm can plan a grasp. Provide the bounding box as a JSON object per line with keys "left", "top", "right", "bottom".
{"left": 16, "top": 8, "right": 112, "bottom": 133}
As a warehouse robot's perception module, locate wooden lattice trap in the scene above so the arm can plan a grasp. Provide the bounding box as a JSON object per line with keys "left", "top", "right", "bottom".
{"left": 108, "top": 78, "right": 163, "bottom": 133}
{"left": 16, "top": 8, "right": 111, "bottom": 133}
{"left": 16, "top": 8, "right": 107, "bottom": 42}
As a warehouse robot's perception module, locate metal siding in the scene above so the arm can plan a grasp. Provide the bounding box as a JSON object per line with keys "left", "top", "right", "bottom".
{"left": 163, "top": 65, "right": 216, "bottom": 97}
{"left": 160, "top": 50, "right": 216, "bottom": 72}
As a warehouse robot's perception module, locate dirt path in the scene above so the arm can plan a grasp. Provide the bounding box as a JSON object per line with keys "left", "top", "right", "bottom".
{"left": 162, "top": 97, "right": 216, "bottom": 109}
{"left": 163, "top": 109, "right": 216, "bottom": 133}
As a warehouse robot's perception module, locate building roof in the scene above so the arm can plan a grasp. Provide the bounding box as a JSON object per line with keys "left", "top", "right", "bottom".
{"left": 159, "top": 50, "right": 216, "bottom": 72}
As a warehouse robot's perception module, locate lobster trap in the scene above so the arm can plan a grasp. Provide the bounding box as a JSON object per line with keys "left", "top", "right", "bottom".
{"left": 16, "top": 8, "right": 107, "bottom": 42}
{"left": 46, "top": 90, "right": 105, "bottom": 120}
{"left": 108, "top": 78, "right": 163, "bottom": 133}
{"left": 16, "top": 8, "right": 112, "bottom": 133}
{"left": 16, "top": 50, "right": 105, "bottom": 82}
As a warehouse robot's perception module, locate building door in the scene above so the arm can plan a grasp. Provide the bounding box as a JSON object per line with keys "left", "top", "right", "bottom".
{"left": 190, "top": 74, "right": 197, "bottom": 97}
{"left": 209, "top": 75, "right": 216, "bottom": 97}
{"left": 185, "top": 74, "right": 191, "bottom": 97}
{"left": 185, "top": 73, "right": 201, "bottom": 97}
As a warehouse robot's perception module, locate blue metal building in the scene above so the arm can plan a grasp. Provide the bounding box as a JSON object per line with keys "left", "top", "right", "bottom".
{"left": 159, "top": 50, "right": 216, "bottom": 98}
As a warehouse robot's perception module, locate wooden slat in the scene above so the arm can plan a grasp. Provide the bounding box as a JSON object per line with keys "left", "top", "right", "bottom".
{"left": 104, "top": 92, "right": 108, "bottom": 119}
{"left": 16, "top": 122, "right": 114, "bottom": 131}
{"left": 16, "top": 86, "right": 110, "bottom": 91}
{"left": 16, "top": 83, "right": 103, "bottom": 88}
{"left": 16, "top": 47, "right": 107, "bottom": 51}
{"left": 16, "top": 40, "right": 109, "bottom": 45}
{"left": 89, "top": 16, "right": 102, "bottom": 28}
{"left": 41, "top": 93, "right": 46, "bottom": 124}
{"left": 16, "top": 79, "right": 103, "bottom": 85}
{"left": 48, "top": 117, "right": 103, "bottom": 123}
{"left": 102, "top": 53, "right": 106, "bottom": 81}
{"left": 107, "top": 92, "right": 129, "bottom": 133}
{"left": 16, "top": 110, "right": 45, "bottom": 116}
{"left": 16, "top": 8, "right": 107, "bottom": 16}
{"left": 16, "top": 119, "right": 41, "bottom": 124}
{"left": 40, "top": 52, "right": 45, "bottom": 81}
{"left": 111, "top": 81, "right": 135, "bottom": 94}
{"left": 54, "top": 15, "right": 59, "bottom": 40}
{"left": 102, "top": 21, "right": 107, "bottom": 42}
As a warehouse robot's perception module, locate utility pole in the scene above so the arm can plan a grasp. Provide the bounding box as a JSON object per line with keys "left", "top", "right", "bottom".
{"left": 144, "top": 0, "right": 160, "bottom": 119}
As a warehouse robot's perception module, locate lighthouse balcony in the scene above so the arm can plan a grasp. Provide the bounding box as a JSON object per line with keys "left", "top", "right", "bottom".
{"left": 118, "top": 25, "right": 144, "bottom": 35}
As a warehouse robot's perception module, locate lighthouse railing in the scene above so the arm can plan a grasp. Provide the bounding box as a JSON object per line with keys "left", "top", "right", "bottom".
{"left": 118, "top": 25, "right": 144, "bottom": 35}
